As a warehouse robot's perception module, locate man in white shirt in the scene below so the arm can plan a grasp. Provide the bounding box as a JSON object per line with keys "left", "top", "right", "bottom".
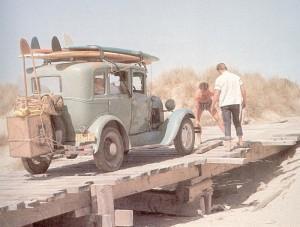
{"left": 211, "top": 63, "right": 246, "bottom": 150}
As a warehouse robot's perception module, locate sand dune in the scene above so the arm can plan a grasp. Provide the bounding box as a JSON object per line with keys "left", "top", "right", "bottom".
{"left": 151, "top": 67, "right": 300, "bottom": 125}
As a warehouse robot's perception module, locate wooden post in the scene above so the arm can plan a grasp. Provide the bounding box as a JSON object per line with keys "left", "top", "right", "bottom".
{"left": 199, "top": 196, "right": 205, "bottom": 215}
{"left": 203, "top": 189, "right": 213, "bottom": 214}
{"left": 91, "top": 184, "right": 115, "bottom": 227}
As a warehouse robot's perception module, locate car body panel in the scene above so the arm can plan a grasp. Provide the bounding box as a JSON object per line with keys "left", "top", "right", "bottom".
{"left": 88, "top": 114, "right": 130, "bottom": 153}
{"left": 159, "top": 109, "right": 195, "bottom": 146}
{"left": 25, "top": 60, "right": 194, "bottom": 153}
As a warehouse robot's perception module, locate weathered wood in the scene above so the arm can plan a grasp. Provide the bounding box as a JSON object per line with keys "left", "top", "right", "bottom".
{"left": 195, "top": 140, "right": 223, "bottom": 154}
{"left": 176, "top": 178, "right": 213, "bottom": 202}
{"left": 113, "top": 166, "right": 200, "bottom": 199}
{"left": 91, "top": 184, "right": 114, "bottom": 227}
{"left": 72, "top": 206, "right": 91, "bottom": 218}
{"left": 0, "top": 191, "right": 91, "bottom": 227}
{"left": 115, "top": 210, "right": 133, "bottom": 227}
{"left": 203, "top": 189, "right": 213, "bottom": 214}
{"left": 258, "top": 140, "right": 297, "bottom": 146}
{"left": 206, "top": 157, "right": 246, "bottom": 165}
{"left": 115, "top": 190, "right": 202, "bottom": 217}
{"left": 0, "top": 119, "right": 299, "bottom": 226}
{"left": 201, "top": 163, "right": 241, "bottom": 179}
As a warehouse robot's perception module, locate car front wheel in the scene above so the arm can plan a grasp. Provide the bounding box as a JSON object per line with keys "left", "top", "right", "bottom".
{"left": 174, "top": 117, "right": 195, "bottom": 155}
{"left": 93, "top": 126, "right": 124, "bottom": 172}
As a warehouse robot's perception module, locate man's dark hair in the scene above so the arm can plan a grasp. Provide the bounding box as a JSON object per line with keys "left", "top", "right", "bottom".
{"left": 199, "top": 82, "right": 209, "bottom": 90}
{"left": 216, "top": 63, "right": 227, "bottom": 71}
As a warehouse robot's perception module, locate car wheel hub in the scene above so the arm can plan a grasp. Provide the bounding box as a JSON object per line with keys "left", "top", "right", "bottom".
{"left": 181, "top": 123, "right": 193, "bottom": 149}
{"left": 109, "top": 143, "right": 118, "bottom": 156}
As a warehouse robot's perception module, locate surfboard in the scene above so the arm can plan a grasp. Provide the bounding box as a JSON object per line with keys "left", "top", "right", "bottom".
{"left": 51, "top": 36, "right": 62, "bottom": 52}
{"left": 31, "top": 37, "right": 40, "bottom": 49}
{"left": 69, "top": 45, "right": 159, "bottom": 63}
{"left": 24, "top": 51, "right": 144, "bottom": 63}
{"left": 21, "top": 38, "right": 159, "bottom": 64}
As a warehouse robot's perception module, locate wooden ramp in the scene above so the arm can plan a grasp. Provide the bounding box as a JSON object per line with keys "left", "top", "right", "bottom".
{"left": 0, "top": 118, "right": 299, "bottom": 227}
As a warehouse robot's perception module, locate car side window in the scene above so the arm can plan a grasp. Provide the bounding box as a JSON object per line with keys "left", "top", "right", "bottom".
{"left": 132, "top": 72, "right": 144, "bottom": 94}
{"left": 94, "top": 74, "right": 105, "bottom": 95}
{"left": 109, "top": 71, "right": 129, "bottom": 95}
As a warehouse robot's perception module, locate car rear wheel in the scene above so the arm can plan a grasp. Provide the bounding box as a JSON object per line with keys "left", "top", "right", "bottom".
{"left": 93, "top": 126, "right": 124, "bottom": 172}
{"left": 174, "top": 117, "right": 195, "bottom": 155}
{"left": 21, "top": 155, "right": 52, "bottom": 174}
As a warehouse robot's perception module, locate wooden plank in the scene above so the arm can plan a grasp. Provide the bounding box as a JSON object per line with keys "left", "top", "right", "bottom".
{"left": 195, "top": 140, "right": 223, "bottom": 154}
{"left": 258, "top": 140, "right": 297, "bottom": 146}
{"left": 0, "top": 191, "right": 91, "bottom": 227}
{"left": 113, "top": 166, "right": 200, "bottom": 199}
{"left": 201, "top": 163, "right": 241, "bottom": 179}
{"left": 206, "top": 157, "right": 247, "bottom": 165}
{"left": 246, "top": 144, "right": 289, "bottom": 162}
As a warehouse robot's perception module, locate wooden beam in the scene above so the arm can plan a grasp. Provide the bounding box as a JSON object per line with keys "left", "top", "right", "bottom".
{"left": 0, "top": 191, "right": 91, "bottom": 227}
{"left": 195, "top": 140, "right": 223, "bottom": 154}
{"left": 206, "top": 157, "right": 246, "bottom": 165}
{"left": 176, "top": 178, "right": 213, "bottom": 202}
{"left": 115, "top": 210, "right": 133, "bottom": 227}
{"left": 91, "top": 185, "right": 114, "bottom": 227}
{"left": 112, "top": 166, "right": 200, "bottom": 199}
{"left": 115, "top": 190, "right": 202, "bottom": 217}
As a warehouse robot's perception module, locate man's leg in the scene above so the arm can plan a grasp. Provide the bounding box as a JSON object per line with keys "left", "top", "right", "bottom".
{"left": 231, "top": 104, "right": 243, "bottom": 145}
{"left": 221, "top": 106, "right": 232, "bottom": 150}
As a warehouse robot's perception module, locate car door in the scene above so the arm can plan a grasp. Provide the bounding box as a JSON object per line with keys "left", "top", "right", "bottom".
{"left": 129, "top": 70, "right": 150, "bottom": 134}
{"left": 107, "top": 70, "right": 131, "bottom": 130}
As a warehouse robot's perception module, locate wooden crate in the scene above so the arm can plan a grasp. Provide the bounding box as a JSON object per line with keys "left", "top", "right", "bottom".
{"left": 7, "top": 114, "right": 53, "bottom": 158}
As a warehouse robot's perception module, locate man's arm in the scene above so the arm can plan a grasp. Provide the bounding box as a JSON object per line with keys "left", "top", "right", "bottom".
{"left": 211, "top": 89, "right": 220, "bottom": 112}
{"left": 240, "top": 84, "right": 246, "bottom": 109}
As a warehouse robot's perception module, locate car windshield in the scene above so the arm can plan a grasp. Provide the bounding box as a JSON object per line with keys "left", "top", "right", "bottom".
{"left": 31, "top": 76, "right": 62, "bottom": 94}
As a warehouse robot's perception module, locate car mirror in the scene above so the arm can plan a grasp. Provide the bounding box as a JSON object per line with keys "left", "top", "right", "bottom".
{"left": 165, "top": 99, "right": 176, "bottom": 111}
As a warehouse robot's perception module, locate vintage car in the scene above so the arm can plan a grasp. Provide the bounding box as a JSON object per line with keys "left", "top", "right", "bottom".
{"left": 7, "top": 37, "right": 195, "bottom": 174}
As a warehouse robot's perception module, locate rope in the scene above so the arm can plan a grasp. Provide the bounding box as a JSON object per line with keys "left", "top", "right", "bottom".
{"left": 11, "top": 95, "right": 65, "bottom": 154}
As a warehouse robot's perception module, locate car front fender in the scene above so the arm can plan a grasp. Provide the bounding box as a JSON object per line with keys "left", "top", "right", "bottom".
{"left": 88, "top": 115, "right": 130, "bottom": 154}
{"left": 160, "top": 109, "right": 194, "bottom": 146}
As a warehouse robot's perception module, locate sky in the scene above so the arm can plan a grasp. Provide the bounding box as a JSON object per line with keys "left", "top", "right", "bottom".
{"left": 1, "top": 0, "right": 300, "bottom": 84}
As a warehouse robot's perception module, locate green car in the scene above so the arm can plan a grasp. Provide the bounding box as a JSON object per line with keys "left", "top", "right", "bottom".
{"left": 8, "top": 40, "right": 195, "bottom": 173}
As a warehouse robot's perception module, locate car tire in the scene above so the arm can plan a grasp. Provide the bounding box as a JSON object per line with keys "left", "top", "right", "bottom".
{"left": 93, "top": 126, "right": 124, "bottom": 172}
{"left": 174, "top": 117, "right": 195, "bottom": 155}
{"left": 21, "top": 155, "right": 52, "bottom": 174}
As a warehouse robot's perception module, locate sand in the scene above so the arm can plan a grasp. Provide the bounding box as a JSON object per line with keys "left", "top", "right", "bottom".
{"left": 134, "top": 145, "right": 300, "bottom": 227}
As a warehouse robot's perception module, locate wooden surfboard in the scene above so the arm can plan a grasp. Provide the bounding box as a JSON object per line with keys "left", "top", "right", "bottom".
{"left": 24, "top": 50, "right": 158, "bottom": 64}
{"left": 51, "top": 36, "right": 62, "bottom": 52}
{"left": 21, "top": 38, "right": 159, "bottom": 64}
{"left": 24, "top": 51, "right": 143, "bottom": 63}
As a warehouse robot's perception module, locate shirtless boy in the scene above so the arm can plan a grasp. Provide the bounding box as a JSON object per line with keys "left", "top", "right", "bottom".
{"left": 194, "top": 82, "right": 224, "bottom": 132}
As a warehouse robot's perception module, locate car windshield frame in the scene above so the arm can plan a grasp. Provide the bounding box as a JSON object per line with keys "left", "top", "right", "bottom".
{"left": 31, "top": 75, "right": 62, "bottom": 94}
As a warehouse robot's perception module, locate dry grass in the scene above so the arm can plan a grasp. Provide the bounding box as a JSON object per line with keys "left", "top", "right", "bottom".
{"left": 0, "top": 83, "right": 18, "bottom": 116}
{"left": 151, "top": 67, "right": 300, "bottom": 125}
{"left": 0, "top": 84, "right": 18, "bottom": 145}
